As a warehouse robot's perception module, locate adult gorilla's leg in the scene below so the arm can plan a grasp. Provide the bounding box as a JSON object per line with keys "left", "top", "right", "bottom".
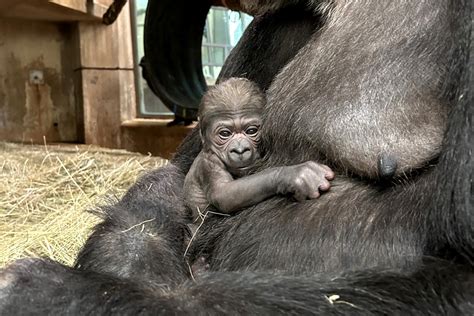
{"left": 74, "top": 129, "right": 202, "bottom": 285}
{"left": 1, "top": 258, "right": 472, "bottom": 315}
{"left": 74, "top": 164, "right": 190, "bottom": 286}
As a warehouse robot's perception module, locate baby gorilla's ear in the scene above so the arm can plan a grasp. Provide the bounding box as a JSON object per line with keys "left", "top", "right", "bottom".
{"left": 197, "top": 118, "right": 205, "bottom": 145}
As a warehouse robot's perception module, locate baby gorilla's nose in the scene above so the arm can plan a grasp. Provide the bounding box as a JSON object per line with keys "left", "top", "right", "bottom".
{"left": 229, "top": 143, "right": 253, "bottom": 166}
{"left": 231, "top": 146, "right": 250, "bottom": 156}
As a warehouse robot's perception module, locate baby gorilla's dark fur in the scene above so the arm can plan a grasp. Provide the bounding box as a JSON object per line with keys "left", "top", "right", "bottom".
{"left": 183, "top": 78, "right": 334, "bottom": 219}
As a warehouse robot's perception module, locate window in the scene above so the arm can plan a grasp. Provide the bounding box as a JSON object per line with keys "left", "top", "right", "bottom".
{"left": 132, "top": 1, "right": 252, "bottom": 117}
{"left": 202, "top": 8, "right": 253, "bottom": 85}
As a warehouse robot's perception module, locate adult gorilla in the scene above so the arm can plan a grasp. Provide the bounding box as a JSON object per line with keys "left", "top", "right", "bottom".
{"left": 1, "top": 0, "right": 473, "bottom": 314}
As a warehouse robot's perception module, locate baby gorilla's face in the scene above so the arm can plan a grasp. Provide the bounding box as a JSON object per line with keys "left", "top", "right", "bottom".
{"left": 206, "top": 111, "right": 262, "bottom": 172}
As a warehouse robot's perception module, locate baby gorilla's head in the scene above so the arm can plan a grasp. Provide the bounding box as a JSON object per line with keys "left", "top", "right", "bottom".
{"left": 199, "top": 78, "right": 266, "bottom": 173}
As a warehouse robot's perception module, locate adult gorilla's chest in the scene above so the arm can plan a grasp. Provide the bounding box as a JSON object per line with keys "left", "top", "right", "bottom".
{"left": 262, "top": 2, "right": 450, "bottom": 177}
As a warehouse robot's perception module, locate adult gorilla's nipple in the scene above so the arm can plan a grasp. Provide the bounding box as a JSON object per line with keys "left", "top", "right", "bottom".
{"left": 378, "top": 152, "right": 398, "bottom": 179}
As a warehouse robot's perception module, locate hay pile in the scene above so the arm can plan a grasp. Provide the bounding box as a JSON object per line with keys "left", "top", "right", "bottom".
{"left": 0, "top": 142, "right": 167, "bottom": 268}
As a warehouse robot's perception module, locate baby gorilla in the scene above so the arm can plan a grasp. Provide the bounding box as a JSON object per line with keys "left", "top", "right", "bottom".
{"left": 183, "top": 78, "right": 334, "bottom": 220}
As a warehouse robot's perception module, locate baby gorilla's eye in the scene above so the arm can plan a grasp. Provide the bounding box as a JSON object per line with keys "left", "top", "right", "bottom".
{"left": 245, "top": 127, "right": 259, "bottom": 135}
{"left": 218, "top": 130, "right": 232, "bottom": 138}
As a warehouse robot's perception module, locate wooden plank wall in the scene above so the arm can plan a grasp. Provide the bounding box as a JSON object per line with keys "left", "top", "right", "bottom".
{"left": 0, "top": 0, "right": 193, "bottom": 158}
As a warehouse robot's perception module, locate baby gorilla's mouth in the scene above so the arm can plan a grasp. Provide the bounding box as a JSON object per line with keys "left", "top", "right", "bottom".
{"left": 228, "top": 156, "right": 253, "bottom": 168}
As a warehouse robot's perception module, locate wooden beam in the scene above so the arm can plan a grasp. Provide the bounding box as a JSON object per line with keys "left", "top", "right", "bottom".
{"left": 0, "top": 0, "right": 113, "bottom": 22}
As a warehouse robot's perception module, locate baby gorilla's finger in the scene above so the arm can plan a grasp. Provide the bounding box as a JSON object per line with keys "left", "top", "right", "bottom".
{"left": 293, "top": 190, "right": 308, "bottom": 202}
{"left": 305, "top": 161, "right": 335, "bottom": 181}
{"left": 317, "top": 164, "right": 335, "bottom": 180}
{"left": 307, "top": 190, "right": 321, "bottom": 199}
{"left": 324, "top": 169, "right": 335, "bottom": 180}
{"left": 301, "top": 175, "right": 324, "bottom": 199}
{"left": 318, "top": 179, "right": 331, "bottom": 191}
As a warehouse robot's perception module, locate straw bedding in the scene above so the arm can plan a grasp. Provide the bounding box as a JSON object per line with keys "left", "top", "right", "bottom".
{"left": 0, "top": 142, "right": 167, "bottom": 268}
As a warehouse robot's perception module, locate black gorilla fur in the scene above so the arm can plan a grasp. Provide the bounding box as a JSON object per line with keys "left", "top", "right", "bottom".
{"left": 0, "top": 1, "right": 473, "bottom": 314}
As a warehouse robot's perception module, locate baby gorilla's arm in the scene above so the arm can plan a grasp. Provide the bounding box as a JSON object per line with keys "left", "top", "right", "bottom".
{"left": 206, "top": 161, "right": 334, "bottom": 214}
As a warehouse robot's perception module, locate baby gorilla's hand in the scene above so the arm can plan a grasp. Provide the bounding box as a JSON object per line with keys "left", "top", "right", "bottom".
{"left": 276, "top": 161, "right": 334, "bottom": 201}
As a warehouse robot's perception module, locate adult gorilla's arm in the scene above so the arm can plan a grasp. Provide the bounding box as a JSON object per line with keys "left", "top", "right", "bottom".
{"left": 428, "top": 3, "right": 474, "bottom": 260}
{"left": 217, "top": 3, "right": 322, "bottom": 91}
